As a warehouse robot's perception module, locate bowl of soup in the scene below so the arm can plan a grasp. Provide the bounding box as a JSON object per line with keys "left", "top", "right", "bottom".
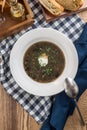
{"left": 10, "top": 28, "right": 78, "bottom": 96}
{"left": 23, "top": 41, "right": 65, "bottom": 83}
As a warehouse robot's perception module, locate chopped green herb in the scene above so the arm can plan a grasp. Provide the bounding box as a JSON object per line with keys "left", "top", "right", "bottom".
{"left": 46, "top": 47, "right": 51, "bottom": 52}
{"left": 45, "top": 68, "right": 53, "bottom": 75}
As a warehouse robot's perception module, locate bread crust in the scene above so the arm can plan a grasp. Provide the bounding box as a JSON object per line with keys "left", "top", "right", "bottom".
{"left": 56, "top": 0, "right": 83, "bottom": 11}
{"left": 39, "top": 0, "right": 64, "bottom": 16}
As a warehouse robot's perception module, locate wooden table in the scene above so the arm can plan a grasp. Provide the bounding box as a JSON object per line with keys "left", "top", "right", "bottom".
{"left": 0, "top": 10, "right": 87, "bottom": 130}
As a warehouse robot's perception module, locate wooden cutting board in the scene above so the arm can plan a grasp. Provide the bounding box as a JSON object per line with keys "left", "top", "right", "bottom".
{"left": 0, "top": 0, "right": 34, "bottom": 41}
{"left": 39, "top": 0, "right": 87, "bottom": 22}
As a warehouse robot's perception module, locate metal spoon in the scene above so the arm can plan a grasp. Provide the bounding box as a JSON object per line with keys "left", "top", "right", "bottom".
{"left": 64, "top": 77, "right": 85, "bottom": 125}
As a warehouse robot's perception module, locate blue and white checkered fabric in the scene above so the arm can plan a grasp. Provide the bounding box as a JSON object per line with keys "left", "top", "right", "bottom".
{"left": 0, "top": 0, "right": 85, "bottom": 124}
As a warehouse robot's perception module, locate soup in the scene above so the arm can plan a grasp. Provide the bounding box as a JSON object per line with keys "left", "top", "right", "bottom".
{"left": 23, "top": 41, "right": 65, "bottom": 83}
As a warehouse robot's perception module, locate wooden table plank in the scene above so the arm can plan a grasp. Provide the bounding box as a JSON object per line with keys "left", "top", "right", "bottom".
{"left": 0, "top": 84, "right": 41, "bottom": 130}
{"left": 64, "top": 90, "right": 87, "bottom": 130}
{"left": 0, "top": 10, "right": 87, "bottom": 130}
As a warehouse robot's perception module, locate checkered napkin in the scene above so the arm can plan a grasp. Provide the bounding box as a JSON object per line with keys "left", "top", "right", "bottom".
{"left": 0, "top": 0, "right": 85, "bottom": 124}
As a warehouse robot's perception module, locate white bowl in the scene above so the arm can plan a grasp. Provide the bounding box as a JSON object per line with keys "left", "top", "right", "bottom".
{"left": 10, "top": 28, "right": 78, "bottom": 96}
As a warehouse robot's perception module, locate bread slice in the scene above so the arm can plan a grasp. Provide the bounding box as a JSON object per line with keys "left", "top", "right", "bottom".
{"left": 39, "top": 0, "right": 64, "bottom": 16}
{"left": 56, "top": 0, "right": 83, "bottom": 11}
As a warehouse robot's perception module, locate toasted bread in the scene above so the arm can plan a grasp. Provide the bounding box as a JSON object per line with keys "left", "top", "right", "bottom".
{"left": 39, "top": 0, "right": 64, "bottom": 16}
{"left": 56, "top": 0, "right": 83, "bottom": 11}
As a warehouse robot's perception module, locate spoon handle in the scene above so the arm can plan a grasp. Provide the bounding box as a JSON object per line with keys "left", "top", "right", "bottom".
{"left": 74, "top": 99, "right": 85, "bottom": 126}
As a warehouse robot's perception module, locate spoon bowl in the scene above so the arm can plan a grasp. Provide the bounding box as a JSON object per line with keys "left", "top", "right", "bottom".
{"left": 64, "top": 77, "right": 85, "bottom": 125}
{"left": 64, "top": 77, "right": 79, "bottom": 99}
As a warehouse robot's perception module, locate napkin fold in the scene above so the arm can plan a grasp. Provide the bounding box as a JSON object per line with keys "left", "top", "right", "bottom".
{"left": 41, "top": 23, "right": 87, "bottom": 130}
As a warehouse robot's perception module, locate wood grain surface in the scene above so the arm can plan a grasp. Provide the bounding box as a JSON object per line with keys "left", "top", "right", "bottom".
{"left": 0, "top": 0, "right": 34, "bottom": 40}
{"left": 0, "top": 84, "right": 41, "bottom": 130}
{"left": 0, "top": 10, "right": 87, "bottom": 130}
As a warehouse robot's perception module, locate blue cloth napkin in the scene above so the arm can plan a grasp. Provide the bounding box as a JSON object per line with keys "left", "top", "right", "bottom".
{"left": 41, "top": 23, "right": 87, "bottom": 130}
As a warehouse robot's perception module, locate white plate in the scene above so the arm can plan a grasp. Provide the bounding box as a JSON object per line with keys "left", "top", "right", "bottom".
{"left": 10, "top": 28, "right": 78, "bottom": 96}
